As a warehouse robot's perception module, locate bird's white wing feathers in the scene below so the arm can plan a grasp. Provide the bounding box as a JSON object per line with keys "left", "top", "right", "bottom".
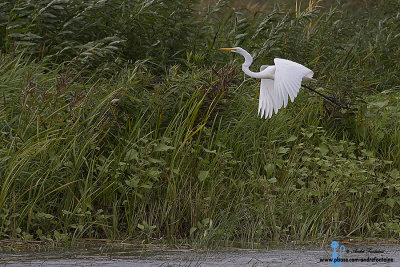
{"left": 258, "top": 78, "right": 275, "bottom": 118}
{"left": 258, "top": 65, "right": 276, "bottom": 118}
{"left": 258, "top": 58, "right": 313, "bottom": 119}
{"left": 273, "top": 58, "right": 313, "bottom": 108}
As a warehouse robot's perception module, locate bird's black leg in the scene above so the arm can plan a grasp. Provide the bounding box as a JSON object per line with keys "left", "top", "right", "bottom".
{"left": 301, "top": 84, "right": 348, "bottom": 109}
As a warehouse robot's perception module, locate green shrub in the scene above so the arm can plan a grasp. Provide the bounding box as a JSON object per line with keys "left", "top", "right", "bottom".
{"left": 1, "top": 0, "right": 400, "bottom": 246}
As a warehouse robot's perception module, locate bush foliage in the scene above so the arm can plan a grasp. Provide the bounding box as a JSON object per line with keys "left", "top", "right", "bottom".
{"left": 0, "top": 0, "right": 399, "bottom": 246}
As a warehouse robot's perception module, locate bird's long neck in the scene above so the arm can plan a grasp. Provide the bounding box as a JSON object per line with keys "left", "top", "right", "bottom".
{"left": 240, "top": 50, "right": 270, "bottom": 79}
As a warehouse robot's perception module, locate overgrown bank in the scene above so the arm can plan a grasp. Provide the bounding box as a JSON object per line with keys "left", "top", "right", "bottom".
{"left": 0, "top": 0, "right": 399, "bottom": 247}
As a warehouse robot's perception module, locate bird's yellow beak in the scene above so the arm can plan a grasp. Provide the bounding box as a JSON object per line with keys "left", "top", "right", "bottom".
{"left": 219, "top": 48, "right": 235, "bottom": 51}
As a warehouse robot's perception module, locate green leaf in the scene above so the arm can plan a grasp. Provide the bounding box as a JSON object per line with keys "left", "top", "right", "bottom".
{"left": 202, "top": 218, "right": 210, "bottom": 225}
{"left": 141, "top": 181, "right": 153, "bottom": 189}
{"left": 297, "top": 178, "right": 305, "bottom": 186}
{"left": 277, "top": 146, "right": 290, "bottom": 154}
{"left": 319, "top": 143, "right": 329, "bottom": 155}
{"left": 125, "top": 177, "right": 139, "bottom": 188}
{"left": 190, "top": 227, "right": 197, "bottom": 236}
{"left": 54, "top": 230, "right": 60, "bottom": 238}
{"left": 264, "top": 163, "right": 275, "bottom": 176}
{"left": 62, "top": 210, "right": 73, "bottom": 215}
{"left": 372, "top": 101, "right": 388, "bottom": 108}
{"left": 36, "top": 229, "right": 43, "bottom": 236}
{"left": 148, "top": 169, "right": 161, "bottom": 180}
{"left": 198, "top": 171, "right": 209, "bottom": 182}
{"left": 37, "top": 212, "right": 55, "bottom": 220}
{"left": 149, "top": 158, "right": 166, "bottom": 165}
{"left": 125, "top": 149, "right": 138, "bottom": 161}
{"left": 286, "top": 135, "right": 297, "bottom": 142}
{"left": 276, "top": 159, "right": 284, "bottom": 169}
{"left": 386, "top": 198, "right": 395, "bottom": 208}
{"left": 390, "top": 169, "right": 399, "bottom": 179}
{"left": 268, "top": 177, "right": 277, "bottom": 183}
{"left": 154, "top": 143, "right": 175, "bottom": 152}
{"left": 203, "top": 148, "right": 217, "bottom": 154}
{"left": 235, "top": 33, "right": 248, "bottom": 39}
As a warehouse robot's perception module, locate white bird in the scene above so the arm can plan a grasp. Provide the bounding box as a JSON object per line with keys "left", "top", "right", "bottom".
{"left": 219, "top": 47, "right": 318, "bottom": 119}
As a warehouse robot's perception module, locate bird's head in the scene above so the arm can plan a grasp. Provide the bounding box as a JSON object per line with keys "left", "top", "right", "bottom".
{"left": 219, "top": 47, "right": 245, "bottom": 55}
{"left": 219, "top": 47, "right": 252, "bottom": 66}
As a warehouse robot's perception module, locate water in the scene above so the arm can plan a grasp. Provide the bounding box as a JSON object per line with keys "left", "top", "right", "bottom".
{"left": 1, "top": 245, "right": 399, "bottom": 266}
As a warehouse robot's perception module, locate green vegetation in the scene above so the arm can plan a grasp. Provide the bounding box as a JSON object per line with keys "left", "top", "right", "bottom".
{"left": 0, "top": 0, "right": 399, "bottom": 247}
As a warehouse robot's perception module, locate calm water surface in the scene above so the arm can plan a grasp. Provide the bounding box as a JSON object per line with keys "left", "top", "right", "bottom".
{"left": 1, "top": 245, "right": 399, "bottom": 266}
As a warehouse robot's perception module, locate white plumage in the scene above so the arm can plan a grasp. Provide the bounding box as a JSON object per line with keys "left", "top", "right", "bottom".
{"left": 219, "top": 47, "right": 315, "bottom": 119}
{"left": 258, "top": 58, "right": 314, "bottom": 119}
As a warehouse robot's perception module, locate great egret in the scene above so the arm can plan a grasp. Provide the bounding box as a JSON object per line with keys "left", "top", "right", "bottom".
{"left": 219, "top": 47, "right": 340, "bottom": 118}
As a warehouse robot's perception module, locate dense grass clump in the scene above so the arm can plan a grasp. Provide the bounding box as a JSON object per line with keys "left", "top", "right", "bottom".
{"left": 0, "top": 0, "right": 399, "bottom": 247}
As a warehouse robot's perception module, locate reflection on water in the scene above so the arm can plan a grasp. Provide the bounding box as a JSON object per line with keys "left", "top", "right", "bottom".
{"left": 1, "top": 245, "right": 399, "bottom": 266}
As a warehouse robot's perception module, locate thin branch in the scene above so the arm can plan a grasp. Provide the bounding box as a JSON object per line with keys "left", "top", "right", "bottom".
{"left": 301, "top": 84, "right": 350, "bottom": 109}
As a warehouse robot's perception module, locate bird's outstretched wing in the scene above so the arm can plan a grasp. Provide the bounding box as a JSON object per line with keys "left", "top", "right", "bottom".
{"left": 258, "top": 65, "right": 275, "bottom": 118}
{"left": 258, "top": 78, "right": 275, "bottom": 119}
{"left": 272, "top": 58, "right": 314, "bottom": 110}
